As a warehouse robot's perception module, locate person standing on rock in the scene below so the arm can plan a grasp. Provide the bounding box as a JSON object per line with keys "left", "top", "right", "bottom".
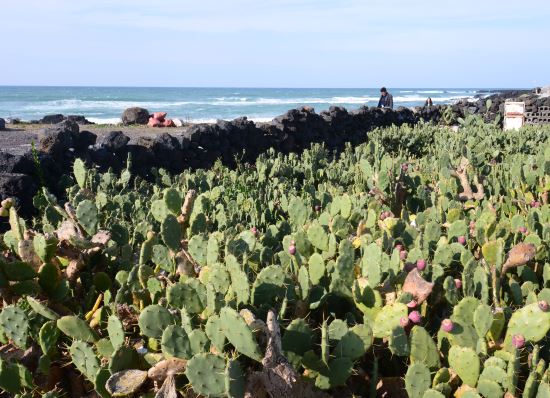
{"left": 377, "top": 87, "right": 394, "bottom": 109}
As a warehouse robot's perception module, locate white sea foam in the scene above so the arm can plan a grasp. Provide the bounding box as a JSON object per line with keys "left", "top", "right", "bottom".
{"left": 87, "top": 117, "right": 122, "bottom": 125}
{"left": 186, "top": 116, "right": 274, "bottom": 124}
{"left": 418, "top": 90, "right": 445, "bottom": 94}
{"left": 18, "top": 92, "right": 477, "bottom": 113}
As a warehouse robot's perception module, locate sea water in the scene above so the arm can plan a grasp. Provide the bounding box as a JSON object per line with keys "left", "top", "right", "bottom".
{"left": 0, "top": 86, "right": 498, "bottom": 124}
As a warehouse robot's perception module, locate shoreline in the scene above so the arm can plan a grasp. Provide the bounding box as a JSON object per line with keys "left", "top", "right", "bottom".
{"left": 2, "top": 87, "right": 528, "bottom": 127}
{"left": 0, "top": 88, "right": 542, "bottom": 154}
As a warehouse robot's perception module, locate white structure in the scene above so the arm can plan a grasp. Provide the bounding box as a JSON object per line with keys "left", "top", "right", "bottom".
{"left": 503, "top": 101, "right": 525, "bottom": 131}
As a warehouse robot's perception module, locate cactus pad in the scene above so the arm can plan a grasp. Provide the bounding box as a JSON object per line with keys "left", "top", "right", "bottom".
{"left": 448, "top": 346, "right": 479, "bottom": 387}
{"left": 334, "top": 324, "right": 373, "bottom": 360}
{"left": 220, "top": 307, "right": 262, "bottom": 362}
{"left": 251, "top": 265, "right": 285, "bottom": 307}
{"left": 504, "top": 302, "right": 550, "bottom": 349}
{"left": 138, "top": 304, "right": 175, "bottom": 339}
{"left": 373, "top": 303, "right": 408, "bottom": 338}
{"left": 410, "top": 326, "right": 441, "bottom": 369}
{"left": 1, "top": 261, "right": 37, "bottom": 281}
{"left": 405, "top": 362, "right": 431, "bottom": 398}
{"left": 76, "top": 199, "right": 99, "bottom": 235}
{"left": 389, "top": 326, "right": 410, "bottom": 356}
{"left": 69, "top": 340, "right": 100, "bottom": 381}
{"left": 161, "top": 325, "right": 193, "bottom": 359}
{"left": 282, "top": 318, "right": 313, "bottom": 356}
{"left": 161, "top": 214, "right": 181, "bottom": 252}
{"left": 26, "top": 297, "right": 59, "bottom": 320}
{"left": 107, "top": 315, "right": 125, "bottom": 350}
{"left": 57, "top": 315, "right": 97, "bottom": 342}
{"left": 205, "top": 315, "right": 226, "bottom": 352}
{"left": 473, "top": 303, "right": 492, "bottom": 338}
{"left": 185, "top": 353, "right": 226, "bottom": 397}
{"left": 38, "top": 320, "right": 59, "bottom": 355}
{"left": 0, "top": 305, "right": 29, "bottom": 348}
{"left": 109, "top": 346, "right": 140, "bottom": 373}
{"left": 225, "top": 359, "right": 245, "bottom": 398}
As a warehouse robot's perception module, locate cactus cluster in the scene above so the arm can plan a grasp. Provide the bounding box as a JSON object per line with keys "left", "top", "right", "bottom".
{"left": 0, "top": 125, "right": 549, "bottom": 396}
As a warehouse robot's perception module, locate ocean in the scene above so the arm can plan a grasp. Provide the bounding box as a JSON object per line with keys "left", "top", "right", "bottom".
{"left": 0, "top": 86, "right": 498, "bottom": 124}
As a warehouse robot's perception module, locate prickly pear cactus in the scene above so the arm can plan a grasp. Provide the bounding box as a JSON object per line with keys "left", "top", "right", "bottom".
{"left": 220, "top": 307, "right": 262, "bottom": 362}
{"left": 69, "top": 340, "right": 100, "bottom": 381}
{"left": 57, "top": 315, "right": 97, "bottom": 342}
{"left": 405, "top": 362, "right": 431, "bottom": 398}
{"left": 0, "top": 306, "right": 29, "bottom": 348}
{"left": 1, "top": 124, "right": 549, "bottom": 397}
{"left": 185, "top": 353, "right": 227, "bottom": 397}
{"left": 138, "top": 304, "right": 175, "bottom": 339}
{"left": 448, "top": 346, "right": 480, "bottom": 387}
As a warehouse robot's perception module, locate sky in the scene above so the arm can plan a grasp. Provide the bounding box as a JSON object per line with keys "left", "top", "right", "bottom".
{"left": 2, "top": 0, "right": 549, "bottom": 88}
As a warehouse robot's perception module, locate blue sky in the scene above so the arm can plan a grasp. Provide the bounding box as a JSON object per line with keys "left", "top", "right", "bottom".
{"left": 2, "top": 0, "right": 549, "bottom": 88}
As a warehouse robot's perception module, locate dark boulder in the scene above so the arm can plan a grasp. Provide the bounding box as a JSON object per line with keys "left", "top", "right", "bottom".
{"left": 73, "top": 130, "right": 97, "bottom": 153}
{"left": 40, "top": 114, "right": 65, "bottom": 124}
{"left": 152, "top": 133, "right": 184, "bottom": 173}
{"left": 0, "top": 151, "right": 35, "bottom": 175}
{"left": 125, "top": 145, "right": 156, "bottom": 178}
{"left": 122, "top": 107, "right": 149, "bottom": 125}
{"left": 97, "top": 131, "right": 130, "bottom": 152}
{"left": 0, "top": 118, "right": 5, "bottom": 130}
{"left": 90, "top": 147, "right": 123, "bottom": 173}
{"left": 67, "top": 115, "right": 93, "bottom": 125}
{"left": 0, "top": 173, "right": 38, "bottom": 220}
{"left": 39, "top": 120, "right": 79, "bottom": 156}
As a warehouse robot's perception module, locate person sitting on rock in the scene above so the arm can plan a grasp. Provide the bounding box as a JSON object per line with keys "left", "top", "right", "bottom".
{"left": 377, "top": 87, "right": 394, "bottom": 109}
{"left": 425, "top": 97, "right": 433, "bottom": 107}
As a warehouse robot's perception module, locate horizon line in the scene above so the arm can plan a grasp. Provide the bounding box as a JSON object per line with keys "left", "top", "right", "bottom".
{"left": 0, "top": 84, "right": 531, "bottom": 90}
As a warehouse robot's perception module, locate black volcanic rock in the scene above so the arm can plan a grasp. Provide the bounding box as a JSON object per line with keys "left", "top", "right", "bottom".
{"left": 97, "top": 131, "right": 130, "bottom": 152}
{"left": 122, "top": 107, "right": 149, "bottom": 125}
{"left": 40, "top": 114, "right": 65, "bottom": 124}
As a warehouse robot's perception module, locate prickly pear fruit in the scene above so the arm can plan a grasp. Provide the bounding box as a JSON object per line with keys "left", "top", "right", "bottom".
{"left": 440, "top": 319, "right": 454, "bottom": 333}
{"left": 512, "top": 334, "right": 525, "bottom": 349}
{"left": 416, "top": 259, "right": 426, "bottom": 271}
{"left": 538, "top": 300, "right": 549, "bottom": 312}
{"left": 409, "top": 311, "right": 421, "bottom": 324}
{"left": 458, "top": 236, "right": 466, "bottom": 245}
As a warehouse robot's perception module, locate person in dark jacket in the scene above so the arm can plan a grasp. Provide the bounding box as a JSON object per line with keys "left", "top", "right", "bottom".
{"left": 377, "top": 87, "right": 393, "bottom": 109}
